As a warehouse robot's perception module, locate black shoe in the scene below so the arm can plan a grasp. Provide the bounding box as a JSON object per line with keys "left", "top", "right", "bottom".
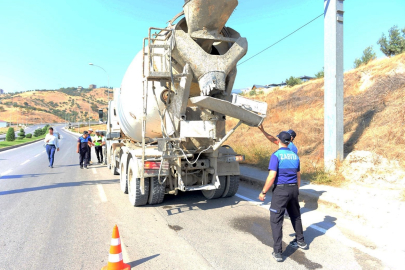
{"left": 290, "top": 239, "right": 308, "bottom": 249}
{"left": 80, "top": 166, "right": 83, "bottom": 169}
{"left": 50, "top": 166, "right": 53, "bottom": 168}
{"left": 272, "top": 252, "right": 283, "bottom": 262}
{"left": 85, "top": 166, "right": 89, "bottom": 169}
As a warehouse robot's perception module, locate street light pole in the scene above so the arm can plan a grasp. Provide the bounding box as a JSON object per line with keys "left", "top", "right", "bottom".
{"left": 89, "top": 63, "right": 110, "bottom": 102}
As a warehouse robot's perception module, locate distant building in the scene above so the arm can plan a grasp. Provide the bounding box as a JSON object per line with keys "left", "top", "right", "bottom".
{"left": 0, "top": 120, "right": 8, "bottom": 128}
{"left": 251, "top": 85, "right": 268, "bottom": 91}
{"left": 299, "top": 76, "right": 315, "bottom": 82}
{"left": 89, "top": 84, "right": 97, "bottom": 89}
{"left": 77, "top": 86, "right": 83, "bottom": 91}
{"left": 0, "top": 89, "right": 4, "bottom": 95}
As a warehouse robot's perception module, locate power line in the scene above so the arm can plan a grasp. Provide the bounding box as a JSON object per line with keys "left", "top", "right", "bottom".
{"left": 237, "top": 13, "right": 324, "bottom": 66}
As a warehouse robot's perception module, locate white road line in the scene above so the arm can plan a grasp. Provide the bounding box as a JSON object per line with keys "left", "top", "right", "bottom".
{"left": 20, "top": 160, "right": 30, "bottom": 165}
{"left": 0, "top": 169, "right": 12, "bottom": 176}
{"left": 97, "top": 184, "right": 108, "bottom": 202}
{"left": 34, "top": 153, "right": 41, "bottom": 158}
{"left": 92, "top": 168, "right": 97, "bottom": 174}
{"left": 235, "top": 193, "right": 384, "bottom": 263}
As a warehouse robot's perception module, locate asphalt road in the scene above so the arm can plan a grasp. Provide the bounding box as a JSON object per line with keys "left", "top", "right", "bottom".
{"left": 0, "top": 126, "right": 388, "bottom": 269}
{"left": 0, "top": 124, "right": 44, "bottom": 140}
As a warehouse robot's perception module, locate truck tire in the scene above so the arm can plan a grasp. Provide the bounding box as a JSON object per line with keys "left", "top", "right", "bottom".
{"left": 120, "top": 162, "right": 128, "bottom": 194}
{"left": 110, "top": 152, "right": 119, "bottom": 175}
{"left": 222, "top": 175, "right": 240, "bottom": 198}
{"left": 127, "top": 160, "right": 149, "bottom": 206}
{"left": 148, "top": 177, "right": 165, "bottom": 205}
{"left": 202, "top": 176, "right": 226, "bottom": 200}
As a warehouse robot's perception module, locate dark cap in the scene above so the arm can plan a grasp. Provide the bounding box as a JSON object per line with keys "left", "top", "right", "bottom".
{"left": 287, "top": 129, "right": 296, "bottom": 138}
{"left": 83, "top": 131, "right": 89, "bottom": 135}
{"left": 49, "top": 127, "right": 53, "bottom": 130}
{"left": 276, "top": 131, "right": 292, "bottom": 144}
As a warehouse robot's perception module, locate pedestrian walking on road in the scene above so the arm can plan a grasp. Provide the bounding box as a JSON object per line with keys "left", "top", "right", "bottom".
{"left": 44, "top": 127, "right": 59, "bottom": 168}
{"left": 77, "top": 131, "right": 91, "bottom": 169}
{"left": 94, "top": 130, "right": 106, "bottom": 163}
{"left": 87, "top": 128, "right": 94, "bottom": 165}
{"left": 258, "top": 125, "right": 298, "bottom": 155}
{"left": 259, "top": 131, "right": 307, "bottom": 262}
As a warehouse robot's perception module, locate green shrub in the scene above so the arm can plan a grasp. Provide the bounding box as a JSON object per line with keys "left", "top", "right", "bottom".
{"left": 34, "top": 129, "right": 43, "bottom": 137}
{"left": 18, "top": 128, "right": 25, "bottom": 139}
{"left": 354, "top": 46, "right": 377, "bottom": 68}
{"left": 285, "top": 76, "right": 302, "bottom": 87}
{"left": 6, "top": 127, "right": 15, "bottom": 141}
{"left": 26, "top": 133, "right": 32, "bottom": 138}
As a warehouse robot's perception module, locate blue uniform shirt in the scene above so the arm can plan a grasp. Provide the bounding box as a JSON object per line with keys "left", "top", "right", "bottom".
{"left": 268, "top": 147, "right": 300, "bottom": 185}
{"left": 78, "top": 136, "right": 89, "bottom": 150}
{"left": 288, "top": 141, "right": 298, "bottom": 155}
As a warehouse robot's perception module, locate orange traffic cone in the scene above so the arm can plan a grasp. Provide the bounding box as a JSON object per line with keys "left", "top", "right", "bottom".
{"left": 102, "top": 225, "right": 131, "bottom": 270}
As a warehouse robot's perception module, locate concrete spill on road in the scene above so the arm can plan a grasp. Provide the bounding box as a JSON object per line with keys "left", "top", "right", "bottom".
{"left": 168, "top": 225, "right": 183, "bottom": 232}
{"left": 232, "top": 216, "right": 323, "bottom": 269}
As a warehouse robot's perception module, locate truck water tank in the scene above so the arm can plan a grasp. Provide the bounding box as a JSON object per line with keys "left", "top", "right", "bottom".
{"left": 117, "top": 50, "right": 167, "bottom": 142}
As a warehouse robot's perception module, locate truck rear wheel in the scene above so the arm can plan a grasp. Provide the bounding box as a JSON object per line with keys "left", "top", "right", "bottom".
{"left": 222, "top": 175, "right": 240, "bottom": 198}
{"left": 128, "top": 160, "right": 149, "bottom": 206}
{"left": 120, "top": 161, "right": 128, "bottom": 194}
{"left": 202, "top": 176, "right": 226, "bottom": 200}
{"left": 148, "top": 177, "right": 165, "bottom": 205}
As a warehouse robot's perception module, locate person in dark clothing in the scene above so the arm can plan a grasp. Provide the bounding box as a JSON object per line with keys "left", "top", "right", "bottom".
{"left": 259, "top": 131, "right": 307, "bottom": 262}
{"left": 77, "top": 131, "right": 91, "bottom": 169}
{"left": 87, "top": 128, "right": 94, "bottom": 165}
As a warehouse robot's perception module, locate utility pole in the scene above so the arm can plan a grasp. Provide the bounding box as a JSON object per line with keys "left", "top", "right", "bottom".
{"left": 324, "top": 0, "right": 344, "bottom": 171}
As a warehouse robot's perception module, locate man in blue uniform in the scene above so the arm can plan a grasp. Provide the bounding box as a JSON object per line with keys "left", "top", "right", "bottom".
{"left": 258, "top": 125, "right": 298, "bottom": 155}
{"left": 286, "top": 129, "right": 298, "bottom": 155}
{"left": 77, "top": 131, "right": 91, "bottom": 169}
{"left": 259, "top": 131, "right": 307, "bottom": 262}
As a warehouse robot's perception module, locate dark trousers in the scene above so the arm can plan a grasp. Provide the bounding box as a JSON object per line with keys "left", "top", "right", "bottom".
{"left": 95, "top": 146, "right": 103, "bottom": 162}
{"left": 79, "top": 149, "right": 89, "bottom": 167}
{"left": 88, "top": 146, "right": 92, "bottom": 162}
{"left": 270, "top": 185, "right": 304, "bottom": 253}
{"left": 46, "top": 145, "right": 56, "bottom": 166}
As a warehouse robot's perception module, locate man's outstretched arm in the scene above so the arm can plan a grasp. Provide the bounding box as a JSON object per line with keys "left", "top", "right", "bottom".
{"left": 258, "top": 124, "right": 278, "bottom": 145}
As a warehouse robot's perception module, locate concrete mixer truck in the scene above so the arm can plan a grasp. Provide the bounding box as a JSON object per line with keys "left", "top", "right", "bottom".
{"left": 105, "top": 0, "right": 267, "bottom": 206}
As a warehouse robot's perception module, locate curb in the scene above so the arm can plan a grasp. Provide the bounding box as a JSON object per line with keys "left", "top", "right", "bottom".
{"left": 0, "top": 138, "right": 44, "bottom": 153}
{"left": 239, "top": 174, "right": 336, "bottom": 206}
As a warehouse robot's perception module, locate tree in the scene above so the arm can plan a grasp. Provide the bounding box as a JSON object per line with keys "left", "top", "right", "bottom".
{"left": 285, "top": 76, "right": 302, "bottom": 87}
{"left": 0, "top": 106, "right": 5, "bottom": 112}
{"left": 6, "top": 127, "right": 15, "bottom": 141}
{"left": 18, "top": 128, "right": 25, "bottom": 139}
{"left": 354, "top": 46, "right": 377, "bottom": 68}
{"left": 315, "top": 67, "right": 324, "bottom": 79}
{"left": 24, "top": 102, "right": 28, "bottom": 107}
{"left": 377, "top": 25, "right": 405, "bottom": 57}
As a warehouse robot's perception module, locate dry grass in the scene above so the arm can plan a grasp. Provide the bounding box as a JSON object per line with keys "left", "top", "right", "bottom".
{"left": 401, "top": 190, "right": 405, "bottom": 202}
{"left": 226, "top": 53, "right": 405, "bottom": 184}
{"left": 71, "top": 124, "right": 107, "bottom": 134}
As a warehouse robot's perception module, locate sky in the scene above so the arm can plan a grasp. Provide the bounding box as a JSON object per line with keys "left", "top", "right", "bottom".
{"left": 0, "top": 0, "right": 404, "bottom": 92}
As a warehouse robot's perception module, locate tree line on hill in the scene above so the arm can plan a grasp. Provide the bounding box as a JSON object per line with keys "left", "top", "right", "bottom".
{"left": 286, "top": 24, "right": 405, "bottom": 87}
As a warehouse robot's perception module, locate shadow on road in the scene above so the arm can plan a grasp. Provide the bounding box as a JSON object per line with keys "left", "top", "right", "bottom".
{"left": 304, "top": 215, "right": 337, "bottom": 247}
{"left": 155, "top": 191, "right": 243, "bottom": 216}
{"left": 0, "top": 179, "right": 118, "bottom": 196}
{"left": 300, "top": 190, "right": 326, "bottom": 215}
{"left": 129, "top": 254, "right": 160, "bottom": 267}
{"left": 0, "top": 173, "right": 60, "bottom": 179}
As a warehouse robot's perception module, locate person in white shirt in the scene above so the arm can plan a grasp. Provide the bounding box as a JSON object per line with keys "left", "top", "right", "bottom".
{"left": 44, "top": 127, "right": 60, "bottom": 168}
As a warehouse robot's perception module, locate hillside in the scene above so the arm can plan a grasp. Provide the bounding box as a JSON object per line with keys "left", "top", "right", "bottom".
{"left": 0, "top": 88, "right": 109, "bottom": 124}
{"left": 226, "top": 53, "right": 405, "bottom": 185}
